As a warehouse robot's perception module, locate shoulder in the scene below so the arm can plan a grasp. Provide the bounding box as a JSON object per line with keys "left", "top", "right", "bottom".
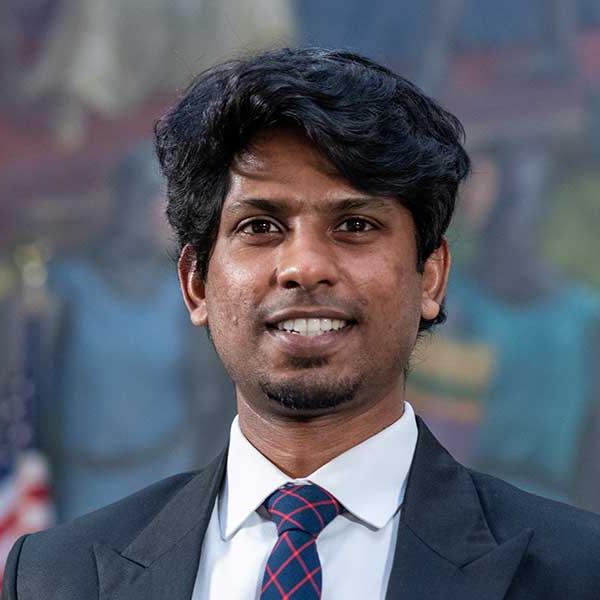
{"left": 469, "top": 468, "right": 600, "bottom": 539}
{"left": 469, "top": 469, "right": 600, "bottom": 592}
{"left": 2, "top": 471, "right": 197, "bottom": 600}
{"left": 34, "top": 470, "right": 197, "bottom": 549}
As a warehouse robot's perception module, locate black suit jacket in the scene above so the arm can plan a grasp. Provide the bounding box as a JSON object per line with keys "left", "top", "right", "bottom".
{"left": 3, "top": 417, "right": 600, "bottom": 599}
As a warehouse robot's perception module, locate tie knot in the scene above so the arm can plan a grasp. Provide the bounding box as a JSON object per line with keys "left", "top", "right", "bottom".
{"left": 264, "top": 483, "right": 341, "bottom": 538}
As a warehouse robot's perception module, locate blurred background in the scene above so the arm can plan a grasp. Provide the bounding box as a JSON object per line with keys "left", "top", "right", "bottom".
{"left": 2, "top": 0, "right": 600, "bottom": 580}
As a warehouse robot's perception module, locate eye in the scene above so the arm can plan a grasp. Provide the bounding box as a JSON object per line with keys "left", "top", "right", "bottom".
{"left": 238, "top": 218, "right": 281, "bottom": 235}
{"left": 336, "top": 217, "right": 376, "bottom": 233}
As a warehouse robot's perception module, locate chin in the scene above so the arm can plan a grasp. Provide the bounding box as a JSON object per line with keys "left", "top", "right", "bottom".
{"left": 258, "top": 376, "right": 361, "bottom": 413}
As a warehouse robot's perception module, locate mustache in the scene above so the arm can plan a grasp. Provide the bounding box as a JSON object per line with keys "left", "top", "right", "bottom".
{"left": 256, "top": 290, "right": 366, "bottom": 323}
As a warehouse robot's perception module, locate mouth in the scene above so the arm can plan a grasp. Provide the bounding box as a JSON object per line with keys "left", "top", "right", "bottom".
{"left": 264, "top": 309, "right": 358, "bottom": 357}
{"left": 265, "top": 322, "right": 355, "bottom": 356}
{"left": 268, "top": 317, "right": 354, "bottom": 337}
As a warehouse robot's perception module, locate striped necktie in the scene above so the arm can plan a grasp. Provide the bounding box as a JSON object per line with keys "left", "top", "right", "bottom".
{"left": 260, "top": 483, "right": 341, "bottom": 600}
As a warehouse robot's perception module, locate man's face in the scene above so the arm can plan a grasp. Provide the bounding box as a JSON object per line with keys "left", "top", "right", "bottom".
{"left": 180, "top": 128, "right": 448, "bottom": 417}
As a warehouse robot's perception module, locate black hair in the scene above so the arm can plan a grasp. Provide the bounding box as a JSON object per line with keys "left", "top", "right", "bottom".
{"left": 154, "top": 47, "right": 470, "bottom": 331}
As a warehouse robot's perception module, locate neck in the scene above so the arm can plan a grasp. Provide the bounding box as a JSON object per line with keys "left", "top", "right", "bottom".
{"left": 237, "top": 384, "right": 405, "bottom": 478}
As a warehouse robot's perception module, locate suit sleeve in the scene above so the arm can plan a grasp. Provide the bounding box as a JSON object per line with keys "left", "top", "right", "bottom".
{"left": 1, "top": 535, "right": 28, "bottom": 600}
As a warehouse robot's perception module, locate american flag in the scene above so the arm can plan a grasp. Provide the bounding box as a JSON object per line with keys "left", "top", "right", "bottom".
{"left": 0, "top": 297, "right": 53, "bottom": 586}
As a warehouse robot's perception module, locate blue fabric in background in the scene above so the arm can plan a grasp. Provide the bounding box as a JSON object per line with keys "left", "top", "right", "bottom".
{"left": 450, "top": 273, "right": 600, "bottom": 501}
{"left": 47, "top": 259, "right": 197, "bottom": 521}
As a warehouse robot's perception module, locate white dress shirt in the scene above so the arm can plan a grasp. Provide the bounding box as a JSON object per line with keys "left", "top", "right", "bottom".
{"left": 192, "top": 402, "right": 418, "bottom": 599}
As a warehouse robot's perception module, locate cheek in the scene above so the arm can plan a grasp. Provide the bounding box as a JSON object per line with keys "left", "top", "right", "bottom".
{"left": 204, "top": 253, "right": 263, "bottom": 338}
{"left": 356, "top": 257, "right": 422, "bottom": 336}
{"left": 206, "top": 277, "right": 244, "bottom": 334}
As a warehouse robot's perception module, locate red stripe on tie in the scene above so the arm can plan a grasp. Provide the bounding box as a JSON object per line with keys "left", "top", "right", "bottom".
{"left": 269, "top": 508, "right": 305, "bottom": 531}
{"left": 265, "top": 564, "right": 288, "bottom": 598}
{"left": 319, "top": 486, "right": 340, "bottom": 508}
{"left": 269, "top": 484, "right": 303, "bottom": 511}
{"left": 278, "top": 488, "right": 329, "bottom": 528}
{"left": 261, "top": 483, "right": 340, "bottom": 600}
{"left": 282, "top": 531, "right": 321, "bottom": 595}
{"left": 285, "top": 566, "right": 322, "bottom": 599}
{"left": 275, "top": 498, "right": 338, "bottom": 530}
{"left": 260, "top": 533, "right": 316, "bottom": 594}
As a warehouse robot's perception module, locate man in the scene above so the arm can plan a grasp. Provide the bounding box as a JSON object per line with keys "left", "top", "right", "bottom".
{"left": 2, "top": 47, "right": 600, "bottom": 600}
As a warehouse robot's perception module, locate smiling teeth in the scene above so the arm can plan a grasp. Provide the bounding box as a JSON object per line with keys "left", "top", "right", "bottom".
{"left": 276, "top": 318, "right": 348, "bottom": 336}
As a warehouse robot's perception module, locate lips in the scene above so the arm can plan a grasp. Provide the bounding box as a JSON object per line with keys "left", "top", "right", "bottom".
{"left": 263, "top": 306, "right": 358, "bottom": 356}
{"left": 265, "top": 322, "right": 354, "bottom": 358}
{"left": 275, "top": 317, "right": 350, "bottom": 336}
{"left": 266, "top": 306, "right": 356, "bottom": 326}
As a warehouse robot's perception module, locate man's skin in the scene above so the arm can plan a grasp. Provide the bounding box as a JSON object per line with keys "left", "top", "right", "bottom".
{"left": 179, "top": 127, "right": 450, "bottom": 478}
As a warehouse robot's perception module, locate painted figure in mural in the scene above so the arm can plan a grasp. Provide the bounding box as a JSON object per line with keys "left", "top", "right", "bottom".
{"left": 411, "top": 149, "right": 600, "bottom": 511}
{"left": 44, "top": 144, "right": 233, "bottom": 521}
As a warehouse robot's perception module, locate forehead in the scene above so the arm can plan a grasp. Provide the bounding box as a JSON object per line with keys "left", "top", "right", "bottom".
{"left": 224, "top": 128, "right": 393, "bottom": 212}
{"left": 234, "top": 127, "right": 340, "bottom": 180}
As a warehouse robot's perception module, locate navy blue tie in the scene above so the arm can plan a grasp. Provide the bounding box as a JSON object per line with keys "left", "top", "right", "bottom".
{"left": 260, "top": 483, "right": 341, "bottom": 599}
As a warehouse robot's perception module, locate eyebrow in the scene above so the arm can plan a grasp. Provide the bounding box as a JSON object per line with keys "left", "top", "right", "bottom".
{"left": 225, "top": 196, "right": 396, "bottom": 216}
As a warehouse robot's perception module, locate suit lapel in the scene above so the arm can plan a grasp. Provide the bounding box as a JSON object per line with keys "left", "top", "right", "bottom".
{"left": 386, "top": 418, "right": 532, "bottom": 600}
{"left": 93, "top": 418, "right": 532, "bottom": 599}
{"left": 95, "top": 450, "right": 227, "bottom": 600}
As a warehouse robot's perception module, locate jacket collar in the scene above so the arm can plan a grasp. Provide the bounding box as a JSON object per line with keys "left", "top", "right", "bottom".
{"left": 93, "top": 417, "right": 532, "bottom": 600}
{"left": 94, "top": 450, "right": 227, "bottom": 600}
{"left": 385, "top": 417, "right": 532, "bottom": 599}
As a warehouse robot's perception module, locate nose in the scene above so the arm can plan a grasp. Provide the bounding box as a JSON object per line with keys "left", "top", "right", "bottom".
{"left": 275, "top": 230, "right": 338, "bottom": 291}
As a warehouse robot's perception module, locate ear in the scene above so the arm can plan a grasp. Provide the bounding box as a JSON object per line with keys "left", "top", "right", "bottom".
{"left": 178, "top": 244, "right": 208, "bottom": 327}
{"left": 420, "top": 239, "right": 451, "bottom": 321}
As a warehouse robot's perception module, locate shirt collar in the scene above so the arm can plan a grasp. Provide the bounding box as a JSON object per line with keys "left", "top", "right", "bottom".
{"left": 220, "top": 401, "right": 418, "bottom": 540}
